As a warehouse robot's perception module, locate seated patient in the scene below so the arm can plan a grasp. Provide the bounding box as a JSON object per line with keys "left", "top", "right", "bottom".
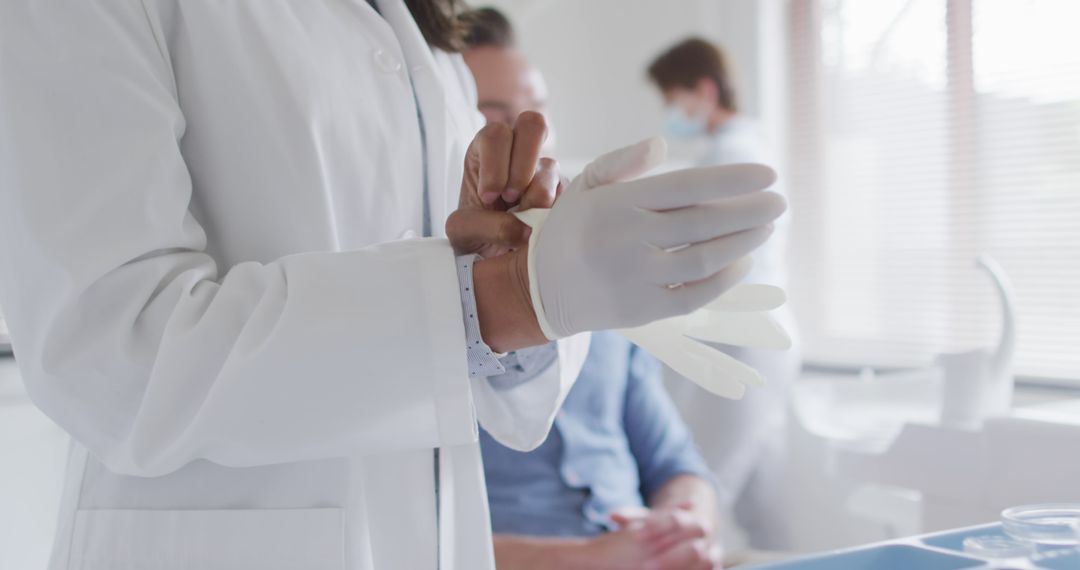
{"left": 462, "top": 9, "right": 723, "bottom": 569}
{"left": 482, "top": 332, "right": 722, "bottom": 569}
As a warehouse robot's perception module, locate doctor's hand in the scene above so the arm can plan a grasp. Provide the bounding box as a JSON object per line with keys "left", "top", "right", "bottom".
{"left": 522, "top": 137, "right": 787, "bottom": 340}
{"left": 447, "top": 111, "right": 562, "bottom": 258}
{"left": 466, "top": 136, "right": 785, "bottom": 353}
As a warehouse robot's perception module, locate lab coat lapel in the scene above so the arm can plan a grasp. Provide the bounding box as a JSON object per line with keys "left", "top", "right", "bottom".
{"left": 375, "top": 0, "right": 452, "bottom": 236}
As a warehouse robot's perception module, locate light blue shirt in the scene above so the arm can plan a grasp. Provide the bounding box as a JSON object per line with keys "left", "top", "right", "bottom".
{"left": 479, "top": 331, "right": 713, "bottom": 537}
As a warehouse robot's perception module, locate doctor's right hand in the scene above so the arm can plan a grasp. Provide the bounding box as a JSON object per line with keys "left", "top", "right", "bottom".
{"left": 447, "top": 111, "right": 561, "bottom": 258}
{"left": 523, "top": 137, "right": 787, "bottom": 340}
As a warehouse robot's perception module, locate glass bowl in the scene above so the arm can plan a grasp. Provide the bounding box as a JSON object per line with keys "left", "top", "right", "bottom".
{"left": 1001, "top": 504, "right": 1080, "bottom": 546}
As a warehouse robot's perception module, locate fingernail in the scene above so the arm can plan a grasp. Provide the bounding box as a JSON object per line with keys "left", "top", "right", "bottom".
{"left": 481, "top": 192, "right": 499, "bottom": 205}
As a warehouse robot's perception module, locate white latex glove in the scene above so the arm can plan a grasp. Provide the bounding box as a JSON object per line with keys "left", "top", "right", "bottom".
{"left": 518, "top": 137, "right": 787, "bottom": 340}
{"left": 619, "top": 284, "right": 792, "bottom": 399}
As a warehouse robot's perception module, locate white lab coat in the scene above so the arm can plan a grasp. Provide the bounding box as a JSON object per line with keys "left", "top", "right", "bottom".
{"left": 0, "top": 1, "right": 586, "bottom": 568}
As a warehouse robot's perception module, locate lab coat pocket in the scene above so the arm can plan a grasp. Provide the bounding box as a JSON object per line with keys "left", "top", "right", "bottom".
{"left": 68, "top": 508, "right": 345, "bottom": 570}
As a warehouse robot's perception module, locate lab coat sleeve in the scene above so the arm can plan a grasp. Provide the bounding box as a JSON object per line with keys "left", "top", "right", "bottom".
{"left": 0, "top": 2, "right": 478, "bottom": 476}
{"left": 470, "top": 333, "right": 590, "bottom": 451}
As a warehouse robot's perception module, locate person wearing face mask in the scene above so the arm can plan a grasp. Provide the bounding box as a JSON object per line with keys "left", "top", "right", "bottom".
{"left": 647, "top": 38, "right": 802, "bottom": 552}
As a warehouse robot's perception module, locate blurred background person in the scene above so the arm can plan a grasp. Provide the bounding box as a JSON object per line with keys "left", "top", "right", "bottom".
{"left": 647, "top": 38, "right": 802, "bottom": 551}
{"left": 462, "top": 8, "right": 555, "bottom": 154}
{"left": 462, "top": 9, "right": 723, "bottom": 569}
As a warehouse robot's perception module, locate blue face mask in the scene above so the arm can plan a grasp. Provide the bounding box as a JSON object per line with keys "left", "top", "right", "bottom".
{"left": 663, "top": 106, "right": 707, "bottom": 138}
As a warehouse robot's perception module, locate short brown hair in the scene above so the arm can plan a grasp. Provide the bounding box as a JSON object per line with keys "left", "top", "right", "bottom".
{"left": 647, "top": 38, "right": 738, "bottom": 112}
{"left": 461, "top": 7, "right": 516, "bottom": 49}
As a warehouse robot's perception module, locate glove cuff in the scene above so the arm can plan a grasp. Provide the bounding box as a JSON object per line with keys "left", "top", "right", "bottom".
{"left": 512, "top": 209, "right": 563, "bottom": 341}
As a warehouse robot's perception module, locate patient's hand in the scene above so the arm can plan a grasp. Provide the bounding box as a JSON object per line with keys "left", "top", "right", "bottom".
{"left": 605, "top": 505, "right": 723, "bottom": 569}
{"left": 491, "top": 507, "right": 721, "bottom": 570}
{"left": 578, "top": 525, "right": 656, "bottom": 569}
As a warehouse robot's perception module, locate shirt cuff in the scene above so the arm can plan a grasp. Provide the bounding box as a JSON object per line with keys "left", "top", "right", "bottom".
{"left": 456, "top": 254, "right": 506, "bottom": 377}
{"left": 486, "top": 342, "right": 559, "bottom": 390}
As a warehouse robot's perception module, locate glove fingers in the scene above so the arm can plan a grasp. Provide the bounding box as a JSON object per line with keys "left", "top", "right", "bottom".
{"left": 619, "top": 324, "right": 751, "bottom": 399}
{"left": 656, "top": 226, "right": 772, "bottom": 285}
{"left": 662, "top": 256, "right": 754, "bottom": 314}
{"left": 618, "top": 163, "right": 777, "bottom": 210}
{"left": 644, "top": 191, "right": 787, "bottom": 249}
{"left": 676, "top": 335, "right": 766, "bottom": 388}
{"left": 705, "top": 284, "right": 787, "bottom": 312}
{"left": 570, "top": 136, "right": 667, "bottom": 193}
{"left": 684, "top": 311, "right": 793, "bottom": 350}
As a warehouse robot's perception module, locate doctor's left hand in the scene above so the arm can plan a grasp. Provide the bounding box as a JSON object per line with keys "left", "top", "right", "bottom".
{"left": 447, "top": 110, "right": 562, "bottom": 258}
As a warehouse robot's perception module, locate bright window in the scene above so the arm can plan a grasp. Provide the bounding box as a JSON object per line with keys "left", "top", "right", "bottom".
{"left": 788, "top": 0, "right": 1080, "bottom": 383}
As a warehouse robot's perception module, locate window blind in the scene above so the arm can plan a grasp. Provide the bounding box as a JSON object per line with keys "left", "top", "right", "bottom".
{"left": 787, "top": 0, "right": 1080, "bottom": 383}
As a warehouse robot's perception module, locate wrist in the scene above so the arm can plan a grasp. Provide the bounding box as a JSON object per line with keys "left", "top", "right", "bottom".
{"left": 552, "top": 538, "right": 596, "bottom": 569}
{"left": 473, "top": 249, "right": 547, "bottom": 352}
{"left": 494, "top": 535, "right": 592, "bottom": 570}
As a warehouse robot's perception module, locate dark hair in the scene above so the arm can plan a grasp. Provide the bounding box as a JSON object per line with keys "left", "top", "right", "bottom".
{"left": 405, "top": 0, "right": 470, "bottom": 52}
{"left": 461, "top": 7, "right": 516, "bottom": 49}
{"left": 647, "top": 38, "right": 738, "bottom": 112}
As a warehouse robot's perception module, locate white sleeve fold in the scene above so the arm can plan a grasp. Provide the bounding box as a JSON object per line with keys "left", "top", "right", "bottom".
{"left": 470, "top": 334, "right": 591, "bottom": 451}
